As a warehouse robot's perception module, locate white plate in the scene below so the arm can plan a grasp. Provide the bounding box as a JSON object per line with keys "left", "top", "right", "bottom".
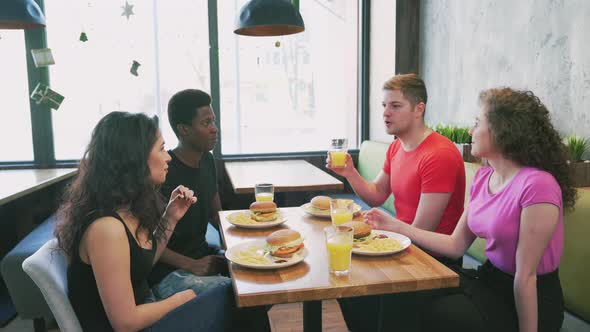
{"left": 226, "top": 211, "right": 287, "bottom": 229}
{"left": 351, "top": 230, "right": 411, "bottom": 256}
{"left": 300, "top": 202, "right": 362, "bottom": 218}
{"left": 225, "top": 240, "right": 307, "bottom": 270}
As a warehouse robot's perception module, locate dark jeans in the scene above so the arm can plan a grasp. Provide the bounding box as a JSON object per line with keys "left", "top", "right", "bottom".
{"left": 412, "top": 261, "right": 564, "bottom": 332}
{"left": 142, "top": 285, "right": 233, "bottom": 332}
{"left": 337, "top": 255, "right": 462, "bottom": 332}
{"left": 149, "top": 242, "right": 271, "bottom": 332}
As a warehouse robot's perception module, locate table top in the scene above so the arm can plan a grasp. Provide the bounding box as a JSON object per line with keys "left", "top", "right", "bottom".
{"left": 219, "top": 207, "right": 459, "bottom": 307}
{"left": 224, "top": 160, "right": 343, "bottom": 194}
{"left": 0, "top": 168, "right": 77, "bottom": 205}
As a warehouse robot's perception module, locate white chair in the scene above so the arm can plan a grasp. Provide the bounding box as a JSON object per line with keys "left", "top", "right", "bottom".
{"left": 22, "top": 239, "right": 83, "bottom": 332}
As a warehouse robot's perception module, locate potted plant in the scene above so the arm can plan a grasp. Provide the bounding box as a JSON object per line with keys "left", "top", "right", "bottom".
{"left": 565, "top": 134, "right": 590, "bottom": 187}
{"left": 434, "top": 124, "right": 478, "bottom": 163}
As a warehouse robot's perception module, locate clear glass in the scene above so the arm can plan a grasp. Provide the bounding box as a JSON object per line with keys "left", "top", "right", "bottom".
{"left": 218, "top": 0, "right": 359, "bottom": 154}
{"left": 255, "top": 183, "right": 274, "bottom": 202}
{"left": 330, "top": 199, "right": 354, "bottom": 226}
{"left": 44, "top": 0, "right": 210, "bottom": 160}
{"left": 324, "top": 225, "right": 354, "bottom": 276}
{"left": 329, "top": 138, "right": 349, "bottom": 168}
{"left": 0, "top": 30, "right": 34, "bottom": 162}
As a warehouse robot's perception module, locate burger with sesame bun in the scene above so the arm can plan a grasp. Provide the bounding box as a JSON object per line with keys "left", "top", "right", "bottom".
{"left": 250, "top": 201, "right": 279, "bottom": 222}
{"left": 265, "top": 229, "right": 305, "bottom": 258}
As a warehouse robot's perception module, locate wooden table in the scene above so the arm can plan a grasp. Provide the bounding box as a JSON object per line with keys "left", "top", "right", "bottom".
{"left": 224, "top": 160, "right": 343, "bottom": 194}
{"left": 219, "top": 207, "right": 459, "bottom": 331}
{"left": 0, "top": 168, "right": 77, "bottom": 205}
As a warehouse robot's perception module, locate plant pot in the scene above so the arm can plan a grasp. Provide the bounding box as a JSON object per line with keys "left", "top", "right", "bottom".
{"left": 569, "top": 160, "right": 590, "bottom": 187}
{"left": 455, "top": 143, "right": 479, "bottom": 163}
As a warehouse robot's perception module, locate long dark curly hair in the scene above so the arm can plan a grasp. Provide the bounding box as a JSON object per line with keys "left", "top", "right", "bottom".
{"left": 479, "top": 88, "right": 577, "bottom": 210}
{"left": 55, "top": 112, "right": 168, "bottom": 260}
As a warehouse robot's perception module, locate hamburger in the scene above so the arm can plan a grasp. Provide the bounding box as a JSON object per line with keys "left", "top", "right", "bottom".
{"left": 342, "top": 221, "right": 372, "bottom": 242}
{"left": 310, "top": 195, "right": 331, "bottom": 211}
{"left": 250, "top": 201, "right": 279, "bottom": 222}
{"left": 265, "top": 229, "right": 305, "bottom": 258}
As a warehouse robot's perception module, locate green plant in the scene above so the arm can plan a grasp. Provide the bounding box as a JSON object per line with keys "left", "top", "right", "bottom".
{"left": 453, "top": 127, "right": 472, "bottom": 144}
{"left": 565, "top": 135, "right": 589, "bottom": 161}
{"left": 434, "top": 124, "right": 471, "bottom": 144}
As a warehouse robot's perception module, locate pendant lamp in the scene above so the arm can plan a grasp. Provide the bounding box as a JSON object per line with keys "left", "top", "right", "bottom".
{"left": 234, "top": 0, "right": 304, "bottom": 36}
{"left": 0, "top": 0, "right": 46, "bottom": 29}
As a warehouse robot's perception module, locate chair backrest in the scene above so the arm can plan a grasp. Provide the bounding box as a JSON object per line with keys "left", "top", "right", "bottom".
{"left": 22, "top": 239, "right": 83, "bottom": 332}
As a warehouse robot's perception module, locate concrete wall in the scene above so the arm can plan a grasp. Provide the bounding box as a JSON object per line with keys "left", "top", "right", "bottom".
{"left": 420, "top": 0, "right": 590, "bottom": 140}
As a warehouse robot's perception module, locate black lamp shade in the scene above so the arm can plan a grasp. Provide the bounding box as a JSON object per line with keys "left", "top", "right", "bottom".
{"left": 0, "top": 0, "right": 46, "bottom": 29}
{"left": 234, "top": 0, "right": 305, "bottom": 36}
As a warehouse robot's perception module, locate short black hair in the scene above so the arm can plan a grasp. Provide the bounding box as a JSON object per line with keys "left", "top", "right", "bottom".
{"left": 167, "top": 89, "right": 212, "bottom": 137}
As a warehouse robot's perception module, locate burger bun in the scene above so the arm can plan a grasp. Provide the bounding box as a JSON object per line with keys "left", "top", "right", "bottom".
{"left": 266, "top": 229, "right": 304, "bottom": 258}
{"left": 342, "top": 221, "right": 372, "bottom": 239}
{"left": 310, "top": 195, "right": 331, "bottom": 210}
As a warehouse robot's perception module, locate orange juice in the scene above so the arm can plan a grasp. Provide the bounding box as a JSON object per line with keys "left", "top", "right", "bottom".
{"left": 255, "top": 192, "right": 274, "bottom": 202}
{"left": 331, "top": 208, "right": 353, "bottom": 226}
{"left": 330, "top": 151, "right": 347, "bottom": 168}
{"left": 327, "top": 240, "right": 353, "bottom": 272}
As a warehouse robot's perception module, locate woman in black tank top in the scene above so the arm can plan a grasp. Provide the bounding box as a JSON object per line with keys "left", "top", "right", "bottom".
{"left": 55, "top": 112, "right": 229, "bottom": 331}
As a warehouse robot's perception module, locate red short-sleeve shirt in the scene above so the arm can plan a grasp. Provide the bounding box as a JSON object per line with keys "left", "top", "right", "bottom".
{"left": 383, "top": 132, "right": 465, "bottom": 235}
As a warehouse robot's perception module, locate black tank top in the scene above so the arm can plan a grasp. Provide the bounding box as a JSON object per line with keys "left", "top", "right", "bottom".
{"left": 68, "top": 212, "right": 157, "bottom": 332}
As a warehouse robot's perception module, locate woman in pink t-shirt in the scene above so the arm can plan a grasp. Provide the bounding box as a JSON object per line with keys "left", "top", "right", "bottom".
{"left": 365, "top": 88, "right": 576, "bottom": 332}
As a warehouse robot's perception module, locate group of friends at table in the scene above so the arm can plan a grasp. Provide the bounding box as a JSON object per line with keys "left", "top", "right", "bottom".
{"left": 52, "top": 73, "right": 575, "bottom": 331}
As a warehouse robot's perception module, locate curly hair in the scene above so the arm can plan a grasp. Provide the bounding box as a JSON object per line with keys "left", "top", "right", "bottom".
{"left": 55, "top": 112, "right": 168, "bottom": 260}
{"left": 479, "top": 88, "right": 577, "bottom": 210}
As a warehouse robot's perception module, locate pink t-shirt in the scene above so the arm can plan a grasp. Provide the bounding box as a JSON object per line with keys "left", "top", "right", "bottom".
{"left": 467, "top": 166, "right": 563, "bottom": 275}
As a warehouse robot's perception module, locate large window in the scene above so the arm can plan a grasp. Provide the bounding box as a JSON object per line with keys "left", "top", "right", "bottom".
{"left": 218, "top": 0, "right": 360, "bottom": 154}
{"left": 0, "top": 30, "right": 34, "bottom": 162}
{"left": 1, "top": 0, "right": 367, "bottom": 166}
{"left": 44, "top": 0, "right": 209, "bottom": 160}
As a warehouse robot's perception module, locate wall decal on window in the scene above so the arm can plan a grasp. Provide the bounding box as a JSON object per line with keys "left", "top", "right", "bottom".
{"left": 130, "top": 60, "right": 141, "bottom": 76}
{"left": 31, "top": 48, "right": 55, "bottom": 67}
{"left": 30, "top": 83, "right": 65, "bottom": 110}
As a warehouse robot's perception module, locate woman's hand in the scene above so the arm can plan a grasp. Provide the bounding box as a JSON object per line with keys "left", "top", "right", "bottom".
{"left": 363, "top": 208, "right": 398, "bottom": 232}
{"left": 164, "top": 185, "right": 197, "bottom": 224}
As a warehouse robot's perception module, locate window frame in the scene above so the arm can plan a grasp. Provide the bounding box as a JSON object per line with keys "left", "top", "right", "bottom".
{"left": 0, "top": 0, "right": 389, "bottom": 169}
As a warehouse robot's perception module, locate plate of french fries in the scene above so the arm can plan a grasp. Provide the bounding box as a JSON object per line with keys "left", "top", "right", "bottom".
{"left": 225, "top": 240, "right": 308, "bottom": 269}
{"left": 226, "top": 211, "right": 287, "bottom": 229}
{"left": 352, "top": 230, "right": 411, "bottom": 256}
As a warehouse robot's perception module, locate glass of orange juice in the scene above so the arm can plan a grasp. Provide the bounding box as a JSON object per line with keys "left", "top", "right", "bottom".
{"left": 325, "top": 225, "right": 354, "bottom": 276}
{"left": 329, "top": 138, "right": 348, "bottom": 168}
{"left": 330, "top": 199, "right": 354, "bottom": 226}
{"left": 255, "top": 183, "right": 274, "bottom": 202}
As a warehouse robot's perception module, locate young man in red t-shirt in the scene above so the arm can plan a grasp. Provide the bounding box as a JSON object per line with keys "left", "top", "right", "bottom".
{"left": 327, "top": 73, "right": 465, "bottom": 331}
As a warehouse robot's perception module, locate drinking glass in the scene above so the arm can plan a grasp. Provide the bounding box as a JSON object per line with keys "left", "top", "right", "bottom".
{"left": 329, "top": 138, "right": 348, "bottom": 168}
{"left": 330, "top": 199, "right": 354, "bottom": 226}
{"left": 324, "top": 225, "right": 354, "bottom": 276}
{"left": 255, "top": 183, "right": 274, "bottom": 202}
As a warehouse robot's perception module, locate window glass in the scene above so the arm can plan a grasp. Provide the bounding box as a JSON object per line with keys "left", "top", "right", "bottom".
{"left": 218, "top": 0, "right": 359, "bottom": 154}
{"left": 0, "top": 30, "right": 34, "bottom": 162}
{"left": 45, "top": 0, "right": 209, "bottom": 159}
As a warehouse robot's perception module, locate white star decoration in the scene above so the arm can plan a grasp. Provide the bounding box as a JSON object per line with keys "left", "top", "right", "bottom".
{"left": 121, "top": 1, "right": 134, "bottom": 20}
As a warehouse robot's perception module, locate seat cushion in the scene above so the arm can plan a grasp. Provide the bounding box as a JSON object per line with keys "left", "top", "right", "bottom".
{"left": 357, "top": 140, "right": 395, "bottom": 214}
{"left": 560, "top": 189, "right": 590, "bottom": 322}
{"left": 1, "top": 215, "right": 56, "bottom": 321}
